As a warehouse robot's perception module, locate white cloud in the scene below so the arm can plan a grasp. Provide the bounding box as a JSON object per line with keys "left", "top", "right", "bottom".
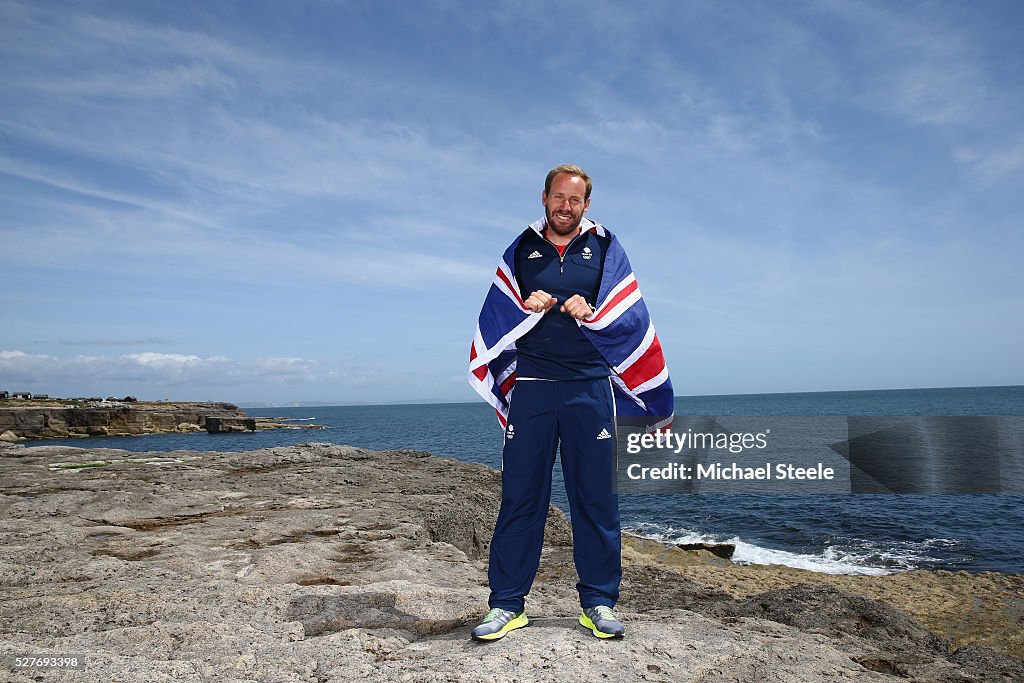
{"left": 0, "top": 350, "right": 330, "bottom": 392}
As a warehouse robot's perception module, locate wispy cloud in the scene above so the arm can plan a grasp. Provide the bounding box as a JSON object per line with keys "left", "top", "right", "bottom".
{"left": 954, "top": 136, "right": 1024, "bottom": 185}
{"left": 0, "top": 349, "right": 330, "bottom": 390}
{"left": 2, "top": 0, "right": 1021, "bottom": 399}
{"left": 1, "top": 2, "right": 523, "bottom": 295}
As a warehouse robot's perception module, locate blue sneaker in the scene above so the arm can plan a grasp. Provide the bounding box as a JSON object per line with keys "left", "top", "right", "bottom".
{"left": 579, "top": 605, "right": 624, "bottom": 639}
{"left": 471, "top": 608, "right": 529, "bottom": 641}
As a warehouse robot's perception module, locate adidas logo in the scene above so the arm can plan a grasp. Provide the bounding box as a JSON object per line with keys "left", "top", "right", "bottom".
{"left": 596, "top": 428, "right": 611, "bottom": 440}
{"left": 528, "top": 251, "right": 543, "bottom": 259}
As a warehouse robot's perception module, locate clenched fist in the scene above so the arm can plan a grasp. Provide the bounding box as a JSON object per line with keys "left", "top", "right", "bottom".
{"left": 560, "top": 294, "right": 595, "bottom": 321}
{"left": 524, "top": 290, "right": 557, "bottom": 313}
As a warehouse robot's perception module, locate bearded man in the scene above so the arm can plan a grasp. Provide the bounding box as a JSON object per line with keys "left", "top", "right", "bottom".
{"left": 468, "top": 163, "right": 674, "bottom": 641}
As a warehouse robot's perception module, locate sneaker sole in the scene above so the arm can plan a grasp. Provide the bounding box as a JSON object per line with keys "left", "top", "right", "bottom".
{"left": 471, "top": 613, "right": 529, "bottom": 641}
{"left": 579, "top": 612, "right": 624, "bottom": 639}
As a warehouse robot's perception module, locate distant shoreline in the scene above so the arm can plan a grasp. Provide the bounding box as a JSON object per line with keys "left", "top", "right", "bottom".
{"left": 0, "top": 400, "right": 334, "bottom": 441}
{"left": 0, "top": 400, "right": 249, "bottom": 441}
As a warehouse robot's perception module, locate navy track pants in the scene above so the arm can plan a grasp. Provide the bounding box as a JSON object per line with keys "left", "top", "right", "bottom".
{"left": 487, "top": 378, "right": 620, "bottom": 612}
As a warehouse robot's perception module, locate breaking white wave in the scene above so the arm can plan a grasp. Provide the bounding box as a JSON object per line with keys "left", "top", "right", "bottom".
{"left": 729, "top": 539, "right": 892, "bottom": 575}
{"left": 625, "top": 523, "right": 927, "bottom": 576}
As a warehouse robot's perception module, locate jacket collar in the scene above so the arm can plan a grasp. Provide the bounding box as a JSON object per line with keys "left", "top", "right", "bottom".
{"left": 528, "top": 216, "right": 600, "bottom": 237}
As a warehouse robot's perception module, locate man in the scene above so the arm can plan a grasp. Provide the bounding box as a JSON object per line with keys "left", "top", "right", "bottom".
{"left": 468, "top": 164, "right": 674, "bottom": 641}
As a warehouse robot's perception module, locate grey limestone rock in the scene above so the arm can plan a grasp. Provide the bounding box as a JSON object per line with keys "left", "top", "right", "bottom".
{"left": 0, "top": 429, "right": 22, "bottom": 443}
{"left": 0, "top": 442, "right": 1019, "bottom": 682}
{"left": 0, "top": 401, "right": 249, "bottom": 439}
{"left": 204, "top": 416, "right": 257, "bottom": 433}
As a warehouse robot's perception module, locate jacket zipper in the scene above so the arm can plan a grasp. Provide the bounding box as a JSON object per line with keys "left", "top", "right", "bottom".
{"left": 541, "top": 226, "right": 596, "bottom": 316}
{"left": 546, "top": 228, "right": 585, "bottom": 274}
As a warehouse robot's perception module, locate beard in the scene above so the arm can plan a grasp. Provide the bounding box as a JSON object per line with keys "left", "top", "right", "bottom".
{"left": 545, "top": 203, "right": 585, "bottom": 237}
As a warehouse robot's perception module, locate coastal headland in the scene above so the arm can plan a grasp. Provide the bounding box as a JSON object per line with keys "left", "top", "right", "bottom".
{"left": 0, "top": 399, "right": 323, "bottom": 441}
{"left": 1, "top": 441, "right": 1021, "bottom": 682}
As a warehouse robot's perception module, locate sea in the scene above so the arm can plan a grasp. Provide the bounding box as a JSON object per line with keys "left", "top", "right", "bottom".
{"left": 27, "top": 385, "right": 1024, "bottom": 576}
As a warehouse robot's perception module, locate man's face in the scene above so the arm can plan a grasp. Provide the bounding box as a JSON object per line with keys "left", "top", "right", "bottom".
{"left": 542, "top": 173, "right": 590, "bottom": 237}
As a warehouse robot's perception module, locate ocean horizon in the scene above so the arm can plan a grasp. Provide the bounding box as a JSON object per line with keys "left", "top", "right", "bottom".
{"left": 236, "top": 383, "right": 1024, "bottom": 409}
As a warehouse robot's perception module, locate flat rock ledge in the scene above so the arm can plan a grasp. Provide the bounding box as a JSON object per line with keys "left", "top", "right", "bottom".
{"left": 0, "top": 441, "right": 1021, "bottom": 683}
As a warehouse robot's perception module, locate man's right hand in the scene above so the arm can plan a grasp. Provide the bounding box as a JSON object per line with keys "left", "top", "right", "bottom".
{"left": 524, "top": 290, "right": 557, "bottom": 313}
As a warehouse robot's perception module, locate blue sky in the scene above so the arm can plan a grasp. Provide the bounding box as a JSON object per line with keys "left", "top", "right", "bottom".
{"left": 2, "top": 0, "right": 1022, "bottom": 404}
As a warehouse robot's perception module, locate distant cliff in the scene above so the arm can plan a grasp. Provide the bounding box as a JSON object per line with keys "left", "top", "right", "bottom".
{"left": 0, "top": 400, "right": 249, "bottom": 440}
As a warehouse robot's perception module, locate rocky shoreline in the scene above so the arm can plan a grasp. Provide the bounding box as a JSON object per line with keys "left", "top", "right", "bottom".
{"left": 1, "top": 440, "right": 1021, "bottom": 682}
{"left": 0, "top": 400, "right": 325, "bottom": 441}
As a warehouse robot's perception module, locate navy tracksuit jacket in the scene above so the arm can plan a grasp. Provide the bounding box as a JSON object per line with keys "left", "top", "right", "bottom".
{"left": 487, "top": 227, "right": 621, "bottom": 612}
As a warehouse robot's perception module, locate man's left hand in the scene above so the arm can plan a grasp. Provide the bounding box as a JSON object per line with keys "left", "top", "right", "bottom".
{"left": 560, "top": 294, "right": 595, "bottom": 321}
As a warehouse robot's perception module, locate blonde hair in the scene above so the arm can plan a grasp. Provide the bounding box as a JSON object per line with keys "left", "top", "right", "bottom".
{"left": 544, "top": 164, "right": 592, "bottom": 201}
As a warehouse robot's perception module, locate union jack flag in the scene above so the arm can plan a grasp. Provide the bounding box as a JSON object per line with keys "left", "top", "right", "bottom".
{"left": 469, "top": 218, "right": 674, "bottom": 431}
